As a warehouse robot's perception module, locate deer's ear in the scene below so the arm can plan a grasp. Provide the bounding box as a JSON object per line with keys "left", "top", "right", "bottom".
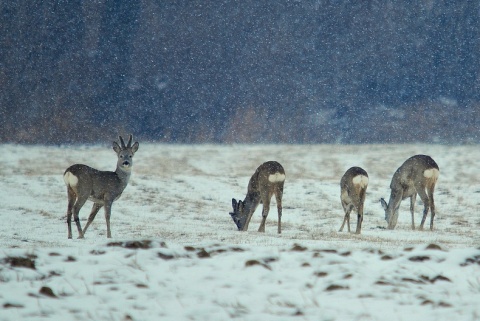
{"left": 131, "top": 141, "right": 139, "bottom": 154}
{"left": 113, "top": 141, "right": 122, "bottom": 153}
{"left": 380, "top": 198, "right": 388, "bottom": 210}
{"left": 231, "top": 198, "right": 237, "bottom": 210}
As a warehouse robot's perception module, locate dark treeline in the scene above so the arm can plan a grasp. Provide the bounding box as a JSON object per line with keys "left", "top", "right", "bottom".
{"left": 1, "top": 1, "right": 480, "bottom": 144}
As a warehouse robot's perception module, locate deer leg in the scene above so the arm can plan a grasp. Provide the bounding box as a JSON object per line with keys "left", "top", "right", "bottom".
{"left": 258, "top": 196, "right": 271, "bottom": 233}
{"left": 339, "top": 213, "right": 346, "bottom": 232}
{"left": 355, "top": 203, "right": 364, "bottom": 235}
{"left": 339, "top": 202, "right": 352, "bottom": 232}
{"left": 81, "top": 203, "right": 103, "bottom": 238}
{"left": 66, "top": 187, "right": 76, "bottom": 239}
{"left": 258, "top": 205, "right": 270, "bottom": 233}
{"left": 416, "top": 187, "right": 430, "bottom": 230}
{"left": 355, "top": 190, "right": 367, "bottom": 234}
{"left": 72, "top": 195, "right": 88, "bottom": 239}
{"left": 427, "top": 185, "right": 436, "bottom": 231}
{"left": 277, "top": 197, "right": 282, "bottom": 234}
{"left": 355, "top": 212, "right": 363, "bottom": 234}
{"left": 277, "top": 205, "right": 282, "bottom": 234}
{"left": 275, "top": 188, "right": 283, "bottom": 234}
{"left": 104, "top": 201, "right": 113, "bottom": 238}
{"left": 410, "top": 193, "right": 417, "bottom": 230}
{"left": 430, "top": 192, "right": 435, "bottom": 231}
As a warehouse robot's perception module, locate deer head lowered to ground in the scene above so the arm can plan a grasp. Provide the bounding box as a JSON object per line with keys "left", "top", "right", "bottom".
{"left": 230, "top": 161, "right": 285, "bottom": 234}
{"left": 380, "top": 154, "right": 439, "bottom": 230}
{"left": 339, "top": 166, "right": 369, "bottom": 234}
{"left": 63, "top": 135, "right": 139, "bottom": 239}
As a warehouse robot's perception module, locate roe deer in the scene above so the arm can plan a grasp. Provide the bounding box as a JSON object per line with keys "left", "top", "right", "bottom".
{"left": 230, "top": 161, "right": 285, "bottom": 233}
{"left": 63, "top": 135, "right": 139, "bottom": 239}
{"left": 380, "top": 154, "right": 439, "bottom": 230}
{"left": 339, "top": 167, "right": 369, "bottom": 234}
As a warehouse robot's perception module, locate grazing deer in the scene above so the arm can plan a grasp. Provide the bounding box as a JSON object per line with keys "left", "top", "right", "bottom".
{"left": 63, "top": 135, "right": 139, "bottom": 239}
{"left": 230, "top": 161, "right": 285, "bottom": 233}
{"left": 380, "top": 154, "right": 439, "bottom": 230}
{"left": 339, "top": 167, "right": 369, "bottom": 234}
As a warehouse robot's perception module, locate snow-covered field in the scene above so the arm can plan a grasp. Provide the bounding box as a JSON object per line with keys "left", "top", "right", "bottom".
{"left": 1, "top": 143, "right": 479, "bottom": 320}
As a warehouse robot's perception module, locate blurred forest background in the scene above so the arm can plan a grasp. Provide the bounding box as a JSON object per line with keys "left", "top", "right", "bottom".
{"left": 1, "top": 0, "right": 480, "bottom": 144}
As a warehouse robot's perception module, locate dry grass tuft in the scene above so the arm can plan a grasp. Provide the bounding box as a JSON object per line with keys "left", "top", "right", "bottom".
{"left": 325, "top": 284, "right": 349, "bottom": 291}
{"left": 107, "top": 240, "right": 153, "bottom": 249}
{"left": 5, "top": 256, "right": 36, "bottom": 269}
{"left": 39, "top": 286, "right": 57, "bottom": 298}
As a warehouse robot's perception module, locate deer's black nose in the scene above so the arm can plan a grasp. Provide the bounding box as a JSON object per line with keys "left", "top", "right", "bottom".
{"left": 122, "top": 161, "right": 130, "bottom": 166}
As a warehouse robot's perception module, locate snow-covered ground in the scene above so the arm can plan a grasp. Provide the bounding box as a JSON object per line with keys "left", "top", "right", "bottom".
{"left": 1, "top": 144, "right": 479, "bottom": 320}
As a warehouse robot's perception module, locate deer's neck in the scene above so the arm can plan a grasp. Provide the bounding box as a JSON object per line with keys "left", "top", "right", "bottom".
{"left": 115, "top": 167, "right": 132, "bottom": 188}
{"left": 243, "top": 192, "right": 261, "bottom": 214}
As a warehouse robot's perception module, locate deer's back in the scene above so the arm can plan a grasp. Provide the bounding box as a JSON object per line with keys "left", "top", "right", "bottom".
{"left": 248, "top": 161, "right": 285, "bottom": 193}
{"left": 65, "top": 164, "right": 113, "bottom": 183}
{"left": 391, "top": 155, "right": 439, "bottom": 189}
{"left": 403, "top": 155, "right": 439, "bottom": 170}
{"left": 341, "top": 167, "right": 368, "bottom": 205}
{"left": 341, "top": 167, "right": 368, "bottom": 189}
{"left": 64, "top": 164, "right": 125, "bottom": 201}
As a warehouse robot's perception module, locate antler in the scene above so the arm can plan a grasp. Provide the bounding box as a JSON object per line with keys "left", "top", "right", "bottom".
{"left": 126, "top": 134, "right": 133, "bottom": 148}
{"left": 119, "top": 136, "right": 126, "bottom": 148}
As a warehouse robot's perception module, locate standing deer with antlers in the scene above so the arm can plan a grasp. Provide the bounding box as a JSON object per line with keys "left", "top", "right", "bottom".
{"left": 63, "top": 135, "right": 139, "bottom": 239}
{"left": 339, "top": 166, "right": 369, "bottom": 234}
{"left": 380, "top": 154, "right": 439, "bottom": 230}
{"left": 230, "top": 161, "right": 285, "bottom": 233}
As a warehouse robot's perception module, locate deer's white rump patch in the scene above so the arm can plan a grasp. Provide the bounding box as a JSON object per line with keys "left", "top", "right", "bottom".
{"left": 352, "top": 175, "right": 369, "bottom": 188}
{"left": 269, "top": 172, "right": 286, "bottom": 183}
{"left": 423, "top": 168, "right": 440, "bottom": 179}
{"left": 63, "top": 171, "right": 79, "bottom": 187}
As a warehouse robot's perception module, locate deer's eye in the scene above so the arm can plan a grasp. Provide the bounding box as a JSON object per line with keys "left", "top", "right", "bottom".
{"left": 120, "top": 155, "right": 124, "bottom": 158}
